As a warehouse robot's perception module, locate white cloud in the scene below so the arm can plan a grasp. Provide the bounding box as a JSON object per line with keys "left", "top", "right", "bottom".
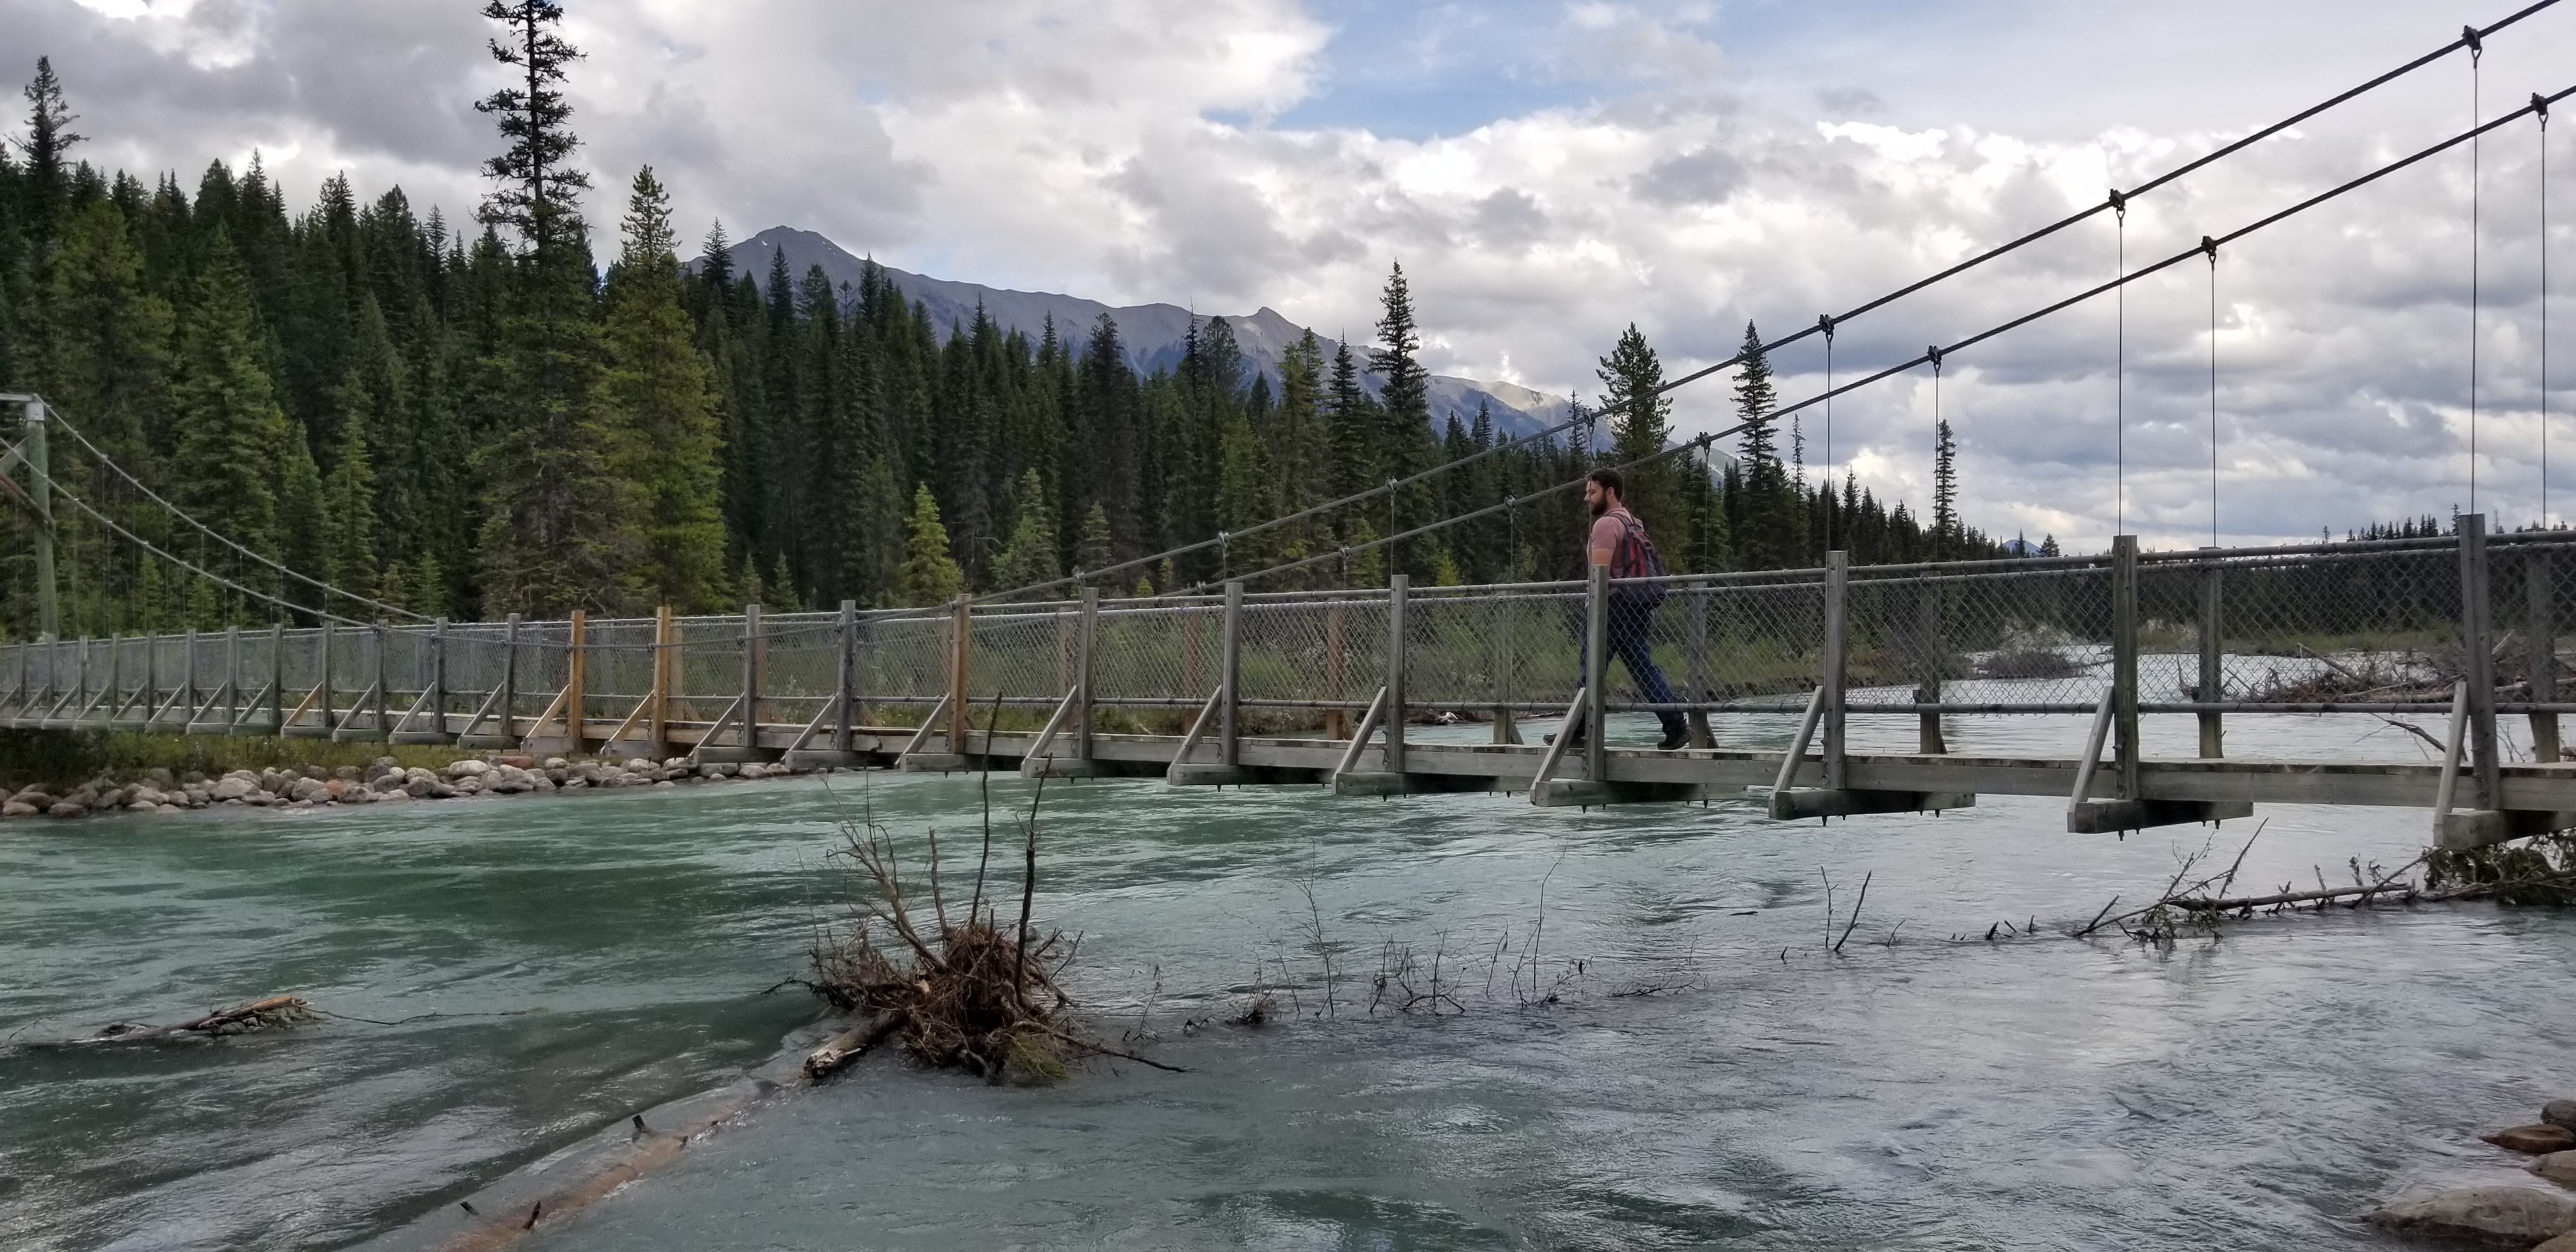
{"left": 6, "top": 0, "right": 2575, "bottom": 551}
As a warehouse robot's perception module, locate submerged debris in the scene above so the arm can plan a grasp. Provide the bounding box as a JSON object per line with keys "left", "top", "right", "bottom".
{"left": 39, "top": 995, "right": 317, "bottom": 1048}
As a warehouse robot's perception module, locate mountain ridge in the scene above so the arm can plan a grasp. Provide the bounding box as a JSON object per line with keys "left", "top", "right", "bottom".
{"left": 716, "top": 226, "right": 1575, "bottom": 439}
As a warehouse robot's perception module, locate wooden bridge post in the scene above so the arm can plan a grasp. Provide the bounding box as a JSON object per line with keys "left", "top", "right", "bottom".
{"left": 836, "top": 600, "right": 857, "bottom": 754}
{"left": 1221, "top": 581, "right": 1243, "bottom": 767}
{"left": 1491, "top": 590, "right": 1523, "bottom": 745}
{"left": 142, "top": 628, "right": 157, "bottom": 726}
{"left": 1823, "top": 553, "right": 1849, "bottom": 790}
{"left": 225, "top": 625, "right": 241, "bottom": 725}
{"left": 741, "top": 602, "right": 762, "bottom": 750}
{"left": 1324, "top": 600, "right": 1349, "bottom": 740}
{"left": 1388, "top": 574, "right": 1411, "bottom": 776}
{"left": 947, "top": 595, "right": 970, "bottom": 755}
{"left": 2112, "top": 536, "right": 2140, "bottom": 800}
{"left": 183, "top": 628, "right": 199, "bottom": 722}
{"left": 1077, "top": 587, "right": 1098, "bottom": 760}
{"left": 564, "top": 607, "right": 585, "bottom": 747}
{"left": 103, "top": 632, "right": 120, "bottom": 726}
{"left": 1585, "top": 565, "right": 1608, "bottom": 784}
{"left": 2529, "top": 547, "right": 2560, "bottom": 763}
{"left": 429, "top": 618, "right": 448, "bottom": 738}
{"left": 652, "top": 604, "right": 675, "bottom": 758}
{"left": 318, "top": 622, "right": 334, "bottom": 733}
{"left": 2198, "top": 558, "right": 2225, "bottom": 758}
{"left": 372, "top": 622, "right": 390, "bottom": 738}
{"left": 2461, "top": 515, "right": 2500, "bottom": 808}
{"left": 500, "top": 613, "right": 520, "bottom": 742}
{"left": 1687, "top": 578, "right": 1714, "bottom": 749}
{"left": 1917, "top": 575, "right": 1947, "bottom": 754}
{"left": 267, "top": 622, "right": 282, "bottom": 735}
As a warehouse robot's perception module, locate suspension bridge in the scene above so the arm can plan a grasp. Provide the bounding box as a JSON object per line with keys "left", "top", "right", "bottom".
{"left": 3, "top": 10, "right": 2572, "bottom": 850}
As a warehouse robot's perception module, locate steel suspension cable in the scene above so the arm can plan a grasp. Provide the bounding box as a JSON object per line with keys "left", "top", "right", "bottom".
{"left": 1655, "top": 0, "right": 2566, "bottom": 403}
{"left": 32, "top": 464, "right": 377, "bottom": 626}
{"left": 1181, "top": 85, "right": 2576, "bottom": 594}
{"left": 978, "top": 10, "right": 2559, "bottom": 607}
{"left": 34, "top": 400, "right": 431, "bottom": 622}
{"left": 1761, "top": 85, "right": 2576, "bottom": 436}
{"left": 2547, "top": 93, "right": 2557, "bottom": 526}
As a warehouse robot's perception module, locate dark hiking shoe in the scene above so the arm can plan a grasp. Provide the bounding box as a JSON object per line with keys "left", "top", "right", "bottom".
{"left": 1657, "top": 728, "right": 1690, "bottom": 751}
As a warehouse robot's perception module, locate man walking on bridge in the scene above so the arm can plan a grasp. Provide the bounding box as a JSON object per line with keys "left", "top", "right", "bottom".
{"left": 1558, "top": 469, "right": 1690, "bottom": 751}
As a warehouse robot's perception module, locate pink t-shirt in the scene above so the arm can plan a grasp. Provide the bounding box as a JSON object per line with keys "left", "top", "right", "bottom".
{"left": 1588, "top": 508, "right": 1634, "bottom": 567}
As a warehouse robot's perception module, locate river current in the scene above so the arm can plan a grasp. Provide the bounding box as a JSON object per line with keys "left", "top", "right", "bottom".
{"left": 5, "top": 711, "right": 2574, "bottom": 1249}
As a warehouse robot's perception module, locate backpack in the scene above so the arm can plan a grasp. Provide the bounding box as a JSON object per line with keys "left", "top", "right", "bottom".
{"left": 1609, "top": 511, "right": 1669, "bottom": 609}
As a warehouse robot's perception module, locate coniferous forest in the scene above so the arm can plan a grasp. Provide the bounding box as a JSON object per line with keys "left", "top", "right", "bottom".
{"left": 0, "top": 6, "right": 2005, "bottom": 641}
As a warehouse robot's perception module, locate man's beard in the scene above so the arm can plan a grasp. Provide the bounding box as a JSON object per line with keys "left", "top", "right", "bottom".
{"left": 1588, "top": 495, "right": 1609, "bottom": 518}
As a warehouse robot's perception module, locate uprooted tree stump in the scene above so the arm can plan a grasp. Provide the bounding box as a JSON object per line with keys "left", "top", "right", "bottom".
{"left": 799, "top": 770, "right": 1178, "bottom": 1083}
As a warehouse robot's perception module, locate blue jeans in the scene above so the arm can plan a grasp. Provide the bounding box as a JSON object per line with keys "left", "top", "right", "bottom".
{"left": 1578, "top": 595, "right": 1687, "bottom": 736}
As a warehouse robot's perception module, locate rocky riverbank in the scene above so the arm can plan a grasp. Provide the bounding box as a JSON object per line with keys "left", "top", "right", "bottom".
{"left": 2373, "top": 1101, "right": 2576, "bottom": 1248}
{"left": 1, "top": 754, "right": 823, "bottom": 820}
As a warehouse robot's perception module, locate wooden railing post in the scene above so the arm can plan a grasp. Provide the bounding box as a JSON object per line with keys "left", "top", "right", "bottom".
{"left": 1585, "top": 565, "right": 1609, "bottom": 783}
{"left": 226, "top": 625, "right": 241, "bottom": 724}
{"left": 1823, "top": 553, "right": 1849, "bottom": 790}
{"left": 429, "top": 618, "right": 448, "bottom": 738}
{"left": 1916, "top": 574, "right": 1947, "bottom": 755}
{"left": 2112, "top": 535, "right": 2141, "bottom": 800}
{"left": 317, "top": 621, "right": 335, "bottom": 733}
{"left": 2461, "top": 515, "right": 2499, "bottom": 809}
{"left": 1387, "top": 574, "right": 1411, "bottom": 777}
{"left": 183, "top": 627, "right": 199, "bottom": 721}
{"left": 500, "top": 613, "right": 520, "bottom": 742}
{"left": 1687, "top": 577, "right": 1713, "bottom": 749}
{"left": 1324, "top": 600, "right": 1349, "bottom": 741}
{"left": 2198, "top": 556, "right": 2225, "bottom": 759}
{"left": 268, "top": 622, "right": 283, "bottom": 734}
{"left": 948, "top": 595, "right": 971, "bottom": 755}
{"left": 1077, "top": 588, "right": 1098, "bottom": 760}
{"left": 2530, "top": 547, "right": 2560, "bottom": 764}
{"left": 652, "top": 604, "right": 675, "bottom": 758}
{"left": 566, "top": 608, "right": 587, "bottom": 751}
{"left": 371, "top": 622, "right": 390, "bottom": 737}
{"left": 742, "top": 602, "right": 763, "bottom": 749}
{"left": 1221, "top": 581, "right": 1243, "bottom": 767}
{"left": 836, "top": 599, "right": 857, "bottom": 753}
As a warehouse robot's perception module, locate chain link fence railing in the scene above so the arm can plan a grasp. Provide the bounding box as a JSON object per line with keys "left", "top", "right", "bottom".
{"left": 14, "top": 530, "right": 2576, "bottom": 745}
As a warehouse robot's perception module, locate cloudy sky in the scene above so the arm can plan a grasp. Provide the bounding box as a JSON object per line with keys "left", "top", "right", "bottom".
{"left": 10, "top": 0, "right": 2576, "bottom": 551}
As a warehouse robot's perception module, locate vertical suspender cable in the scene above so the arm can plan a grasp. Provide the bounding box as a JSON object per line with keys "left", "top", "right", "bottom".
{"left": 2544, "top": 94, "right": 2555, "bottom": 528}
{"left": 1820, "top": 314, "right": 1836, "bottom": 550}
{"left": 2115, "top": 192, "right": 2129, "bottom": 537}
{"left": 2470, "top": 26, "right": 2486, "bottom": 514}
{"left": 2205, "top": 236, "right": 2221, "bottom": 546}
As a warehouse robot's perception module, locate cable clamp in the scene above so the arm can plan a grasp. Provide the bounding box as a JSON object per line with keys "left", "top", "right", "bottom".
{"left": 1926, "top": 344, "right": 1943, "bottom": 372}
{"left": 1817, "top": 314, "right": 1836, "bottom": 340}
{"left": 2200, "top": 235, "right": 2219, "bottom": 263}
{"left": 2464, "top": 24, "right": 2483, "bottom": 59}
{"left": 2537, "top": 93, "right": 2552, "bottom": 125}
{"left": 2106, "top": 188, "right": 2127, "bottom": 217}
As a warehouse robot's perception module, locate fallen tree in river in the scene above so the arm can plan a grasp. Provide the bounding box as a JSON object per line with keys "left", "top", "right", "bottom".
{"left": 795, "top": 708, "right": 1180, "bottom": 1083}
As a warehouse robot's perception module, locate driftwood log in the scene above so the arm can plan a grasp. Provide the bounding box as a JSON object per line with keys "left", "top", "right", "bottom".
{"left": 35, "top": 995, "right": 315, "bottom": 1048}
{"left": 803, "top": 1011, "right": 907, "bottom": 1080}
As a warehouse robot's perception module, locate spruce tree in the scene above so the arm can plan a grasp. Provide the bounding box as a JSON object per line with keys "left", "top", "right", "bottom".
{"left": 1326, "top": 339, "right": 1370, "bottom": 500}
{"left": 323, "top": 425, "right": 378, "bottom": 601}
{"left": 1597, "top": 321, "right": 1675, "bottom": 530}
{"left": 170, "top": 233, "right": 293, "bottom": 570}
{"left": 469, "top": 0, "right": 633, "bottom": 615}
{"left": 277, "top": 432, "right": 326, "bottom": 615}
{"left": 601, "top": 166, "right": 726, "bottom": 610}
{"left": 896, "top": 483, "right": 963, "bottom": 606}
{"left": 1075, "top": 501, "right": 1114, "bottom": 579}
{"left": 1931, "top": 417, "right": 1959, "bottom": 556}
{"left": 19, "top": 57, "right": 82, "bottom": 247}
{"left": 991, "top": 468, "right": 1061, "bottom": 592}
